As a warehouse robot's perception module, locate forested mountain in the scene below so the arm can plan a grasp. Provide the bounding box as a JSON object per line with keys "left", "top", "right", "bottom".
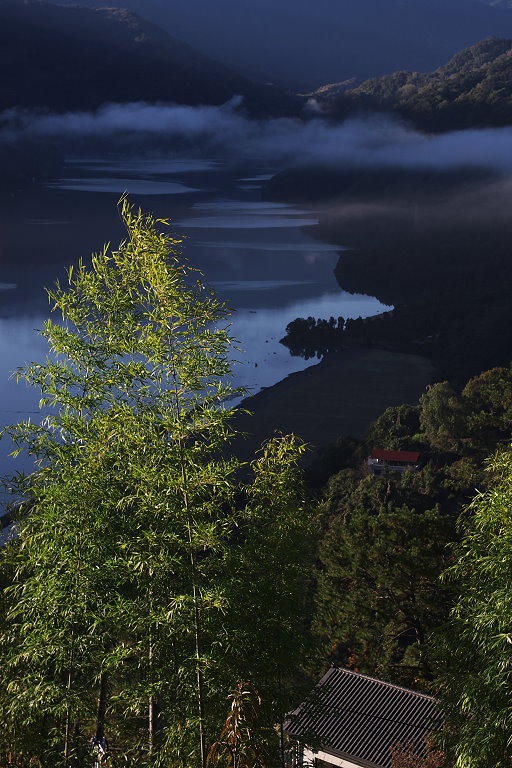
{"left": 11, "top": 0, "right": 512, "bottom": 119}
{"left": 313, "top": 38, "right": 512, "bottom": 130}
{"left": 309, "top": 366, "right": 512, "bottom": 689}
{"left": 51, "top": 0, "right": 512, "bottom": 90}
{"left": 0, "top": 0, "right": 293, "bottom": 114}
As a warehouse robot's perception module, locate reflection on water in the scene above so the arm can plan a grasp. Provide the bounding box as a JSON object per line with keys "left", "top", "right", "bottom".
{"left": 48, "top": 178, "right": 201, "bottom": 195}
{"left": 211, "top": 280, "right": 315, "bottom": 291}
{"left": 71, "top": 158, "right": 221, "bottom": 175}
{"left": 178, "top": 199, "right": 318, "bottom": 228}
{"left": 198, "top": 241, "right": 343, "bottom": 252}
{"left": 0, "top": 316, "right": 48, "bottom": 422}
{"left": 176, "top": 215, "right": 319, "bottom": 228}
{"left": 0, "top": 315, "right": 50, "bottom": 481}
{"left": 230, "top": 290, "right": 389, "bottom": 394}
{"left": 192, "top": 201, "right": 301, "bottom": 211}
{"left": 0, "top": 156, "right": 390, "bottom": 480}
{"left": 239, "top": 174, "right": 274, "bottom": 181}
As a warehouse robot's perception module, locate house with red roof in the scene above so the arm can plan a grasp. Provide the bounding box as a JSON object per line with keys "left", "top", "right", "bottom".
{"left": 367, "top": 449, "right": 420, "bottom": 476}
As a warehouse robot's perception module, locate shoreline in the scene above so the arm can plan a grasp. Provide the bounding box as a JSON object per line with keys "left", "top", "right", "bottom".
{"left": 231, "top": 345, "right": 433, "bottom": 460}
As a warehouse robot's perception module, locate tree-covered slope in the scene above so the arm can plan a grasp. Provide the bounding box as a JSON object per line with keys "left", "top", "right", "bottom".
{"left": 313, "top": 38, "right": 512, "bottom": 129}
{"left": 0, "top": 0, "right": 294, "bottom": 114}
{"left": 309, "top": 367, "right": 512, "bottom": 690}
{"left": 51, "top": 0, "right": 512, "bottom": 91}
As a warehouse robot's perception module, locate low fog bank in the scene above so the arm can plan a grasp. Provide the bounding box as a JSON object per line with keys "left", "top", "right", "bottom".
{"left": 2, "top": 99, "right": 511, "bottom": 390}
{"left": 322, "top": 176, "right": 512, "bottom": 236}
{"left": 4, "top": 100, "right": 512, "bottom": 176}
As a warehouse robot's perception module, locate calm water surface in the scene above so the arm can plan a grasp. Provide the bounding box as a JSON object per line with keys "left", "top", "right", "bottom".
{"left": 0, "top": 157, "right": 390, "bottom": 480}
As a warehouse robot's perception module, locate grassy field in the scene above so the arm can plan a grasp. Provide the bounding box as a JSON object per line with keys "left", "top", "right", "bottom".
{"left": 232, "top": 346, "right": 433, "bottom": 461}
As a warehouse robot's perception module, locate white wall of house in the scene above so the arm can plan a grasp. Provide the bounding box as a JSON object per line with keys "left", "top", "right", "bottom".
{"left": 302, "top": 746, "right": 365, "bottom": 768}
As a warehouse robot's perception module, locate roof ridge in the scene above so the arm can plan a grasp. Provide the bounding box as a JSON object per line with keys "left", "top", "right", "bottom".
{"left": 369, "top": 449, "right": 420, "bottom": 456}
{"left": 329, "top": 665, "right": 438, "bottom": 703}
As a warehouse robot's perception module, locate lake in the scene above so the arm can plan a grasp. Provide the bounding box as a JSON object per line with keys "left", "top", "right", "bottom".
{"left": 0, "top": 156, "right": 390, "bottom": 480}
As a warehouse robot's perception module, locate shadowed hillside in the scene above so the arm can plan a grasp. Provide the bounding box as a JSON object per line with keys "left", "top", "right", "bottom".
{"left": 51, "top": 0, "right": 512, "bottom": 90}
{"left": 0, "top": 0, "right": 296, "bottom": 114}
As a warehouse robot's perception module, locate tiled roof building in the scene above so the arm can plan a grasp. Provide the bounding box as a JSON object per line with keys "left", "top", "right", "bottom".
{"left": 367, "top": 450, "right": 420, "bottom": 476}
{"left": 284, "top": 666, "right": 442, "bottom": 768}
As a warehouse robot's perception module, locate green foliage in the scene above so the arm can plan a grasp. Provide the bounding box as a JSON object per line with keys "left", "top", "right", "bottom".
{"left": 419, "top": 383, "right": 467, "bottom": 454}
{"left": 418, "top": 369, "right": 512, "bottom": 457}
{"left": 313, "top": 504, "right": 454, "bottom": 688}
{"left": 0, "top": 201, "right": 314, "bottom": 767}
{"left": 309, "top": 367, "right": 512, "bottom": 688}
{"left": 461, "top": 366, "right": 512, "bottom": 452}
{"left": 366, "top": 404, "right": 422, "bottom": 452}
{"left": 436, "top": 448, "right": 512, "bottom": 768}
{"left": 304, "top": 437, "right": 366, "bottom": 490}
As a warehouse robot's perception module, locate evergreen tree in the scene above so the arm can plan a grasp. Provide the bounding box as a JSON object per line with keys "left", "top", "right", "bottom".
{"left": 419, "top": 382, "right": 467, "bottom": 454}
{"left": 366, "top": 404, "right": 422, "bottom": 452}
{"left": 461, "top": 366, "right": 512, "bottom": 453}
{"left": 313, "top": 504, "right": 454, "bottom": 688}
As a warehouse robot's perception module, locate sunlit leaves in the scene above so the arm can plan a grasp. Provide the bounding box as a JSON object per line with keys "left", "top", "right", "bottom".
{"left": 437, "top": 448, "right": 512, "bottom": 767}
{"left": 0, "top": 200, "right": 313, "bottom": 768}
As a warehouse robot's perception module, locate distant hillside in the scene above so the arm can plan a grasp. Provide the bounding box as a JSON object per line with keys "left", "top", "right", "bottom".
{"left": 312, "top": 38, "right": 512, "bottom": 130}
{"left": 52, "top": 0, "right": 512, "bottom": 91}
{"left": 0, "top": 0, "right": 295, "bottom": 114}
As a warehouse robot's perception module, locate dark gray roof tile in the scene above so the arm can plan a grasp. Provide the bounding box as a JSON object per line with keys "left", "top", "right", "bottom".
{"left": 284, "top": 666, "right": 442, "bottom": 768}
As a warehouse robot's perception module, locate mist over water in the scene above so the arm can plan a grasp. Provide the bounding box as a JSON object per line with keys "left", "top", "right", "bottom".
{"left": 5, "top": 100, "right": 512, "bottom": 173}
{"left": 0, "top": 146, "right": 390, "bottom": 481}
{"left": 1, "top": 98, "right": 511, "bottom": 484}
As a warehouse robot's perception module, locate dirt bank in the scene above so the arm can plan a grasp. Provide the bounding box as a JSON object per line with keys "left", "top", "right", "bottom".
{"left": 231, "top": 346, "right": 433, "bottom": 461}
